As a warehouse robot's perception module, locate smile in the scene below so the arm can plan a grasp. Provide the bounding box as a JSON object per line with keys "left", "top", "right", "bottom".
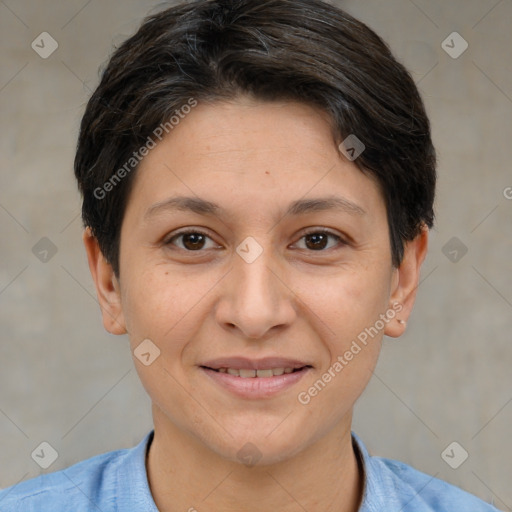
{"left": 200, "top": 359, "right": 312, "bottom": 399}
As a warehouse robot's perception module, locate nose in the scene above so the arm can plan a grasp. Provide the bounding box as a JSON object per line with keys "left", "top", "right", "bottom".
{"left": 214, "top": 246, "right": 297, "bottom": 340}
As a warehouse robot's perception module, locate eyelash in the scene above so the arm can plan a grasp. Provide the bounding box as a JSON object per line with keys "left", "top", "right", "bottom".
{"left": 165, "top": 228, "right": 346, "bottom": 252}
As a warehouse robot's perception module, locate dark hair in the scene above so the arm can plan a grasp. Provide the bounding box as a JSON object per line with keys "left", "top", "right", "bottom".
{"left": 74, "top": 0, "right": 436, "bottom": 277}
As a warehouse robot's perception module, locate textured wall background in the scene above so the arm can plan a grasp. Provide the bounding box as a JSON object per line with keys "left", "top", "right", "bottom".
{"left": 1, "top": 0, "right": 511, "bottom": 508}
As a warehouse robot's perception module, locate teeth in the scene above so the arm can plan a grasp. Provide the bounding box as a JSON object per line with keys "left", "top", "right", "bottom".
{"left": 239, "top": 369, "right": 256, "bottom": 378}
{"left": 216, "top": 367, "right": 299, "bottom": 377}
{"left": 256, "top": 369, "right": 274, "bottom": 378}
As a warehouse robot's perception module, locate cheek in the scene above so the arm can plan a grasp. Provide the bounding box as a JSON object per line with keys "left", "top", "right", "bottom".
{"left": 121, "top": 265, "right": 225, "bottom": 369}
{"left": 294, "top": 271, "right": 386, "bottom": 427}
{"left": 296, "top": 264, "right": 391, "bottom": 345}
{"left": 121, "top": 267, "right": 191, "bottom": 345}
{"left": 121, "top": 268, "right": 205, "bottom": 419}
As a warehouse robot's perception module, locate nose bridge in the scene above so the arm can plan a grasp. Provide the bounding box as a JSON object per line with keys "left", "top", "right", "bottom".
{"left": 217, "top": 238, "right": 295, "bottom": 339}
{"left": 238, "top": 248, "right": 276, "bottom": 305}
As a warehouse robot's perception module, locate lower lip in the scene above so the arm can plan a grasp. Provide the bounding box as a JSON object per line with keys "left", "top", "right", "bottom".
{"left": 201, "top": 367, "right": 310, "bottom": 399}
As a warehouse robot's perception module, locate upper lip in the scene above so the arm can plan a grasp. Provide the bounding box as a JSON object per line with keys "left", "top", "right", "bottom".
{"left": 200, "top": 357, "right": 312, "bottom": 370}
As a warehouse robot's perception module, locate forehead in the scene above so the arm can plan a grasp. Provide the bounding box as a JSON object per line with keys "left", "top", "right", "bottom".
{"left": 156, "top": 98, "right": 338, "bottom": 172}
{"left": 124, "top": 98, "right": 385, "bottom": 224}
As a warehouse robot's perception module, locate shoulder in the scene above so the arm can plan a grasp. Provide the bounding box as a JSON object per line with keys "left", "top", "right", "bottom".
{"left": 353, "top": 434, "right": 500, "bottom": 512}
{"left": 375, "top": 456, "right": 498, "bottom": 511}
{"left": 0, "top": 433, "right": 153, "bottom": 512}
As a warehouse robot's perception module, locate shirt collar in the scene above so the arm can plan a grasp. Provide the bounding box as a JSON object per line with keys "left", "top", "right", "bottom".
{"left": 114, "top": 429, "right": 159, "bottom": 511}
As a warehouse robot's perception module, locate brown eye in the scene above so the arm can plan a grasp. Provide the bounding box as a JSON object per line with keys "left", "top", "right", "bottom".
{"left": 294, "top": 230, "right": 344, "bottom": 251}
{"left": 167, "top": 231, "right": 217, "bottom": 251}
{"left": 305, "top": 233, "right": 329, "bottom": 250}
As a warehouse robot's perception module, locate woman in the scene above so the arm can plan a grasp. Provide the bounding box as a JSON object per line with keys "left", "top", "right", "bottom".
{"left": 0, "top": 0, "right": 500, "bottom": 510}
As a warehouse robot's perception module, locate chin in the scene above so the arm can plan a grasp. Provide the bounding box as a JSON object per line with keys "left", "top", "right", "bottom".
{"left": 204, "top": 423, "right": 314, "bottom": 468}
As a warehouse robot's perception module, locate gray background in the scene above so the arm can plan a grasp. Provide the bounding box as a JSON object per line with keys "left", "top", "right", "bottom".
{"left": 1, "top": 0, "right": 511, "bottom": 508}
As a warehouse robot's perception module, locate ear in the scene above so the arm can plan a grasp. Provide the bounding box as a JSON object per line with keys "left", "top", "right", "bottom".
{"left": 82, "top": 227, "right": 127, "bottom": 335}
{"left": 384, "top": 225, "right": 429, "bottom": 338}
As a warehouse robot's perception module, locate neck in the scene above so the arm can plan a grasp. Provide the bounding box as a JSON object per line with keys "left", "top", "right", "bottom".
{"left": 146, "top": 405, "right": 363, "bottom": 512}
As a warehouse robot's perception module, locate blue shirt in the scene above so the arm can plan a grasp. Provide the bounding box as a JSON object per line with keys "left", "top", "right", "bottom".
{"left": 0, "top": 430, "right": 500, "bottom": 511}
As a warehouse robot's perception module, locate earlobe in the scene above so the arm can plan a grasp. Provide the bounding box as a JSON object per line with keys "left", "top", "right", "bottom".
{"left": 385, "top": 225, "right": 429, "bottom": 338}
{"left": 82, "top": 228, "right": 127, "bottom": 335}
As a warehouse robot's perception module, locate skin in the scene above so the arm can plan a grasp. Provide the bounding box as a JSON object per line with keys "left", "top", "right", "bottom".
{"left": 84, "top": 97, "right": 428, "bottom": 512}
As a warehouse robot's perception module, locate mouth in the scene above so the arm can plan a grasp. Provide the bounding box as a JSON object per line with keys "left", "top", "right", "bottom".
{"left": 199, "top": 357, "right": 313, "bottom": 398}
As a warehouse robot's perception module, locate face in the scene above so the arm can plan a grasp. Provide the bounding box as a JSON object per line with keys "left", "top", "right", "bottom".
{"left": 85, "top": 97, "right": 426, "bottom": 465}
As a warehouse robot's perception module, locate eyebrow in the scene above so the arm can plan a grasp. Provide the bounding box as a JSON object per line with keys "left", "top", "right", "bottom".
{"left": 144, "top": 195, "right": 366, "bottom": 221}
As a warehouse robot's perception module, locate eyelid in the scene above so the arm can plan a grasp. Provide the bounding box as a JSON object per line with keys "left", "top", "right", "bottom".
{"left": 299, "top": 226, "right": 345, "bottom": 239}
